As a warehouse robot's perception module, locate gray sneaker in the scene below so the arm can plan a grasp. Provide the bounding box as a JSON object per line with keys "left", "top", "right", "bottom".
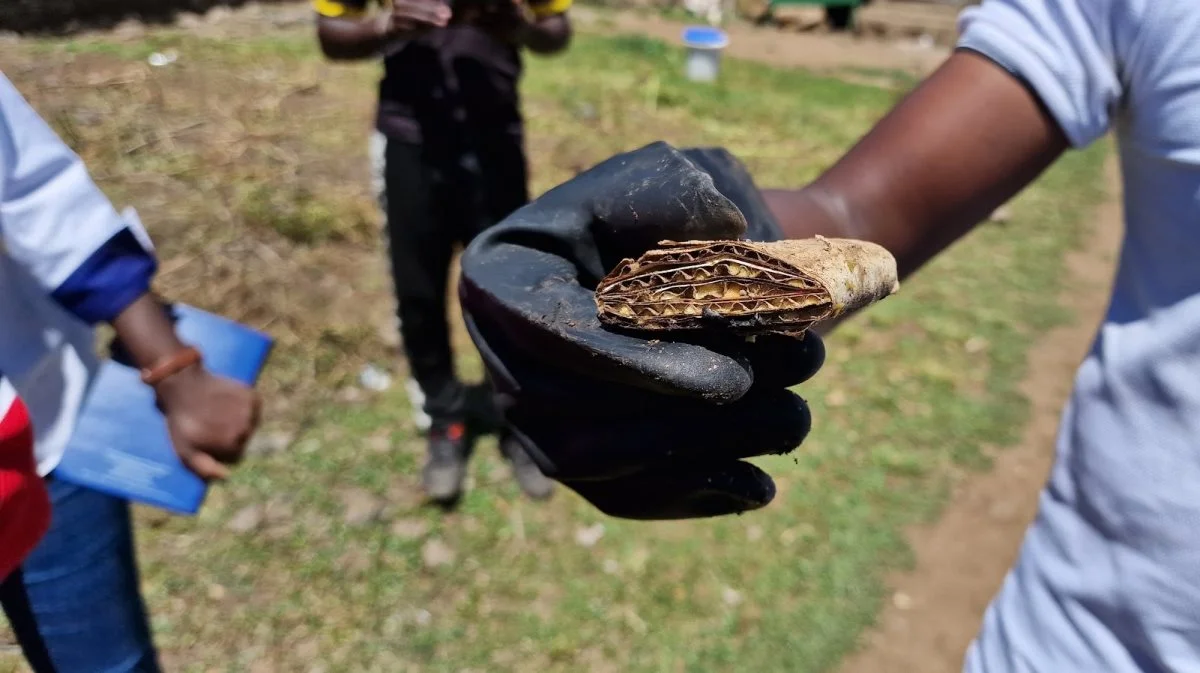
{"left": 500, "top": 435, "right": 554, "bottom": 501}
{"left": 422, "top": 422, "right": 469, "bottom": 504}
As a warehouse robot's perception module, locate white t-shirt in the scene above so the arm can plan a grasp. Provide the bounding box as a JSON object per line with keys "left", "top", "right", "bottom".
{"left": 0, "top": 71, "right": 158, "bottom": 476}
{"left": 958, "top": 1, "right": 1200, "bottom": 671}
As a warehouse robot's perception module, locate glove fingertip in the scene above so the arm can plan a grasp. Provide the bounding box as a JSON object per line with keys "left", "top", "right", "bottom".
{"left": 744, "top": 331, "right": 827, "bottom": 390}
{"left": 566, "top": 461, "right": 776, "bottom": 521}
{"left": 586, "top": 328, "right": 755, "bottom": 402}
{"left": 682, "top": 463, "right": 776, "bottom": 518}
{"left": 754, "top": 390, "right": 813, "bottom": 456}
{"left": 653, "top": 352, "right": 754, "bottom": 403}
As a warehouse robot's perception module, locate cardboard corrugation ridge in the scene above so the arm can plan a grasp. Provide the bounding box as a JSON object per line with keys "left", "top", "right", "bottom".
{"left": 596, "top": 237, "right": 899, "bottom": 335}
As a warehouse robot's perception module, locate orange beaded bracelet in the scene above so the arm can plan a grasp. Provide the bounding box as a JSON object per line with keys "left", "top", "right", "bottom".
{"left": 140, "top": 346, "right": 203, "bottom": 386}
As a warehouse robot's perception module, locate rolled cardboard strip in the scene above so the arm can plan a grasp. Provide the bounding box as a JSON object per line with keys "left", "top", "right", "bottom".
{"left": 730, "top": 238, "right": 899, "bottom": 316}
{"left": 595, "top": 237, "right": 899, "bottom": 333}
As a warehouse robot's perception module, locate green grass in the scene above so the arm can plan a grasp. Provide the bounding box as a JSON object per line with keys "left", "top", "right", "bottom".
{"left": 0, "top": 24, "right": 1105, "bottom": 673}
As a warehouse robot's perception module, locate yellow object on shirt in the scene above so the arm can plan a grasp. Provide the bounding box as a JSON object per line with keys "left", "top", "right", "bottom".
{"left": 312, "top": 0, "right": 571, "bottom": 20}
{"left": 312, "top": 0, "right": 371, "bottom": 19}
{"left": 528, "top": 0, "right": 572, "bottom": 18}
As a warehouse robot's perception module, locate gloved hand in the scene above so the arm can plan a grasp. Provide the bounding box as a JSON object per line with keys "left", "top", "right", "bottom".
{"left": 459, "top": 141, "right": 824, "bottom": 519}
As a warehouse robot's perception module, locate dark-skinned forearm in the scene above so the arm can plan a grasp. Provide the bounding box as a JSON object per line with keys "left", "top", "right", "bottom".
{"left": 317, "top": 16, "right": 390, "bottom": 60}
{"left": 765, "top": 51, "right": 1069, "bottom": 283}
{"left": 109, "top": 293, "right": 205, "bottom": 399}
{"left": 519, "top": 15, "right": 570, "bottom": 54}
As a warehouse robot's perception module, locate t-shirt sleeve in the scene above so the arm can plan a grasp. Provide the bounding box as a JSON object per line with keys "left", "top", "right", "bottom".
{"left": 0, "top": 72, "right": 157, "bottom": 325}
{"left": 313, "top": 0, "right": 371, "bottom": 18}
{"left": 956, "top": 0, "right": 1126, "bottom": 148}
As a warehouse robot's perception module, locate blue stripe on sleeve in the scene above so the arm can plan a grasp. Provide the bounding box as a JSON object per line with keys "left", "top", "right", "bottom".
{"left": 50, "top": 228, "right": 157, "bottom": 324}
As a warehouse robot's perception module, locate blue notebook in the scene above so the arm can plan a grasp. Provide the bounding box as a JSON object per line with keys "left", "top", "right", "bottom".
{"left": 55, "top": 303, "right": 274, "bottom": 515}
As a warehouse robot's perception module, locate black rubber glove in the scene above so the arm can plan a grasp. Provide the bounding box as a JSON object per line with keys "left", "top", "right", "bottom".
{"left": 459, "top": 141, "right": 825, "bottom": 519}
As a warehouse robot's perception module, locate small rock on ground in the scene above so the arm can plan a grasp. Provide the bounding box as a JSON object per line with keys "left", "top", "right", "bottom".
{"left": 575, "top": 523, "right": 605, "bottom": 548}
{"left": 421, "top": 538, "right": 455, "bottom": 568}
{"left": 340, "top": 488, "right": 385, "bottom": 526}
{"left": 227, "top": 504, "right": 265, "bottom": 533}
{"left": 248, "top": 431, "right": 293, "bottom": 457}
{"left": 390, "top": 517, "right": 430, "bottom": 540}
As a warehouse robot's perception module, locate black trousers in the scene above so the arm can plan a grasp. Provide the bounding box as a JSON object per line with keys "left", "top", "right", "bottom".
{"left": 382, "top": 137, "right": 528, "bottom": 424}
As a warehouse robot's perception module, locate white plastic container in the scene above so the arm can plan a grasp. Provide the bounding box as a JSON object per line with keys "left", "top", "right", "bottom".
{"left": 682, "top": 26, "right": 729, "bottom": 83}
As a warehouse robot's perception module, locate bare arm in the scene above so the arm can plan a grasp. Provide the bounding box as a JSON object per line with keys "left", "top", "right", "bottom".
{"left": 477, "top": 1, "right": 571, "bottom": 54}
{"left": 316, "top": 15, "right": 393, "bottom": 61}
{"left": 316, "top": 0, "right": 451, "bottom": 61}
{"left": 763, "top": 51, "right": 1069, "bottom": 283}
{"left": 518, "top": 12, "right": 571, "bottom": 54}
{"left": 0, "top": 72, "right": 260, "bottom": 481}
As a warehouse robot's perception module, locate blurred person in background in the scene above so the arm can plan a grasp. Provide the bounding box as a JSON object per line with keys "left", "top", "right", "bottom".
{"left": 0, "top": 72, "right": 260, "bottom": 672}
{"left": 458, "top": 0, "right": 1200, "bottom": 670}
{"left": 314, "top": 0, "right": 571, "bottom": 504}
